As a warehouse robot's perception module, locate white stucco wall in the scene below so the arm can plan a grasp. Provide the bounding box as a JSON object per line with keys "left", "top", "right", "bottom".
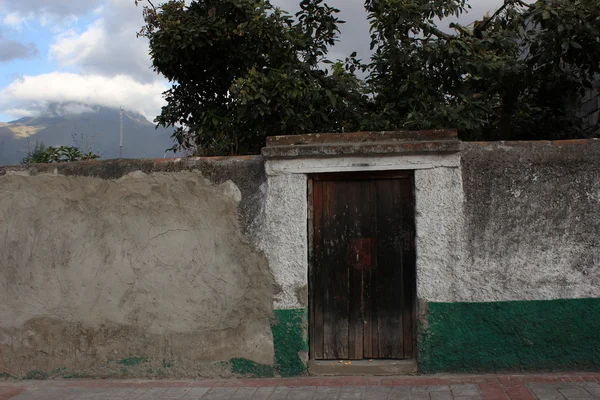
{"left": 414, "top": 166, "right": 466, "bottom": 303}
{"left": 256, "top": 173, "right": 308, "bottom": 309}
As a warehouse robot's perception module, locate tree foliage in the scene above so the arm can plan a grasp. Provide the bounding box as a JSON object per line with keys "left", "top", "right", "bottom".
{"left": 137, "top": 0, "right": 600, "bottom": 155}
{"left": 22, "top": 141, "right": 101, "bottom": 164}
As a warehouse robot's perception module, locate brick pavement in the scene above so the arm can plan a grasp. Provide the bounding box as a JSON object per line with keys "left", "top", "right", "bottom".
{"left": 1, "top": 373, "right": 599, "bottom": 400}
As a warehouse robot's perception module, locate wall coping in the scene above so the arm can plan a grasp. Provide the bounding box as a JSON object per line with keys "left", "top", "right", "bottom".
{"left": 465, "top": 138, "right": 600, "bottom": 148}
{"left": 2, "top": 137, "right": 598, "bottom": 177}
{"left": 266, "top": 130, "right": 457, "bottom": 146}
{"left": 262, "top": 130, "right": 461, "bottom": 159}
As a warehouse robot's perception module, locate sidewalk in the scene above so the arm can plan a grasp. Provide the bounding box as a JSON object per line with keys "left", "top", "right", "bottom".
{"left": 1, "top": 373, "right": 599, "bottom": 400}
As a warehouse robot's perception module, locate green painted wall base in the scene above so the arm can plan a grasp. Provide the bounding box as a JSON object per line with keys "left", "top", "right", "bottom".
{"left": 272, "top": 308, "right": 309, "bottom": 377}
{"left": 419, "top": 298, "right": 600, "bottom": 373}
{"left": 231, "top": 358, "right": 275, "bottom": 377}
{"left": 231, "top": 308, "right": 308, "bottom": 378}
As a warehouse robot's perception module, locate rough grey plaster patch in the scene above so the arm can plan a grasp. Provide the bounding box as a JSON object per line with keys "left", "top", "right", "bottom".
{"left": 460, "top": 142, "right": 600, "bottom": 301}
{"left": 186, "top": 157, "right": 267, "bottom": 238}
{"left": 296, "top": 285, "right": 309, "bottom": 307}
{"left": 0, "top": 170, "right": 276, "bottom": 374}
{"left": 0, "top": 157, "right": 268, "bottom": 238}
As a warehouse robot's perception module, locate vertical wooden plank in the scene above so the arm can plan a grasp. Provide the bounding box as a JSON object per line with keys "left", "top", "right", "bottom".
{"left": 375, "top": 179, "right": 406, "bottom": 359}
{"left": 337, "top": 181, "right": 350, "bottom": 360}
{"left": 348, "top": 245, "right": 364, "bottom": 360}
{"left": 322, "top": 180, "right": 350, "bottom": 360}
{"left": 364, "top": 180, "right": 378, "bottom": 359}
{"left": 321, "top": 180, "right": 335, "bottom": 359}
{"left": 362, "top": 235, "right": 374, "bottom": 359}
{"left": 374, "top": 179, "right": 387, "bottom": 359}
{"left": 310, "top": 180, "right": 325, "bottom": 360}
{"left": 347, "top": 180, "right": 372, "bottom": 360}
{"left": 347, "top": 251, "right": 361, "bottom": 357}
{"left": 346, "top": 184, "right": 359, "bottom": 359}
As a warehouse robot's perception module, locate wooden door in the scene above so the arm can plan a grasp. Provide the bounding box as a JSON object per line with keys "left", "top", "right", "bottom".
{"left": 309, "top": 171, "right": 416, "bottom": 360}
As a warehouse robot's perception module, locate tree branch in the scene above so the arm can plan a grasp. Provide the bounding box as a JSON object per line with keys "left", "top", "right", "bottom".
{"left": 137, "top": 0, "right": 156, "bottom": 10}
{"left": 477, "top": 1, "right": 510, "bottom": 33}
{"left": 477, "top": 0, "right": 530, "bottom": 34}
{"left": 419, "top": 23, "right": 455, "bottom": 40}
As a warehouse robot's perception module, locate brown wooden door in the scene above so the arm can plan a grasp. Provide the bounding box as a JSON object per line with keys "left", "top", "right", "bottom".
{"left": 309, "top": 172, "right": 416, "bottom": 360}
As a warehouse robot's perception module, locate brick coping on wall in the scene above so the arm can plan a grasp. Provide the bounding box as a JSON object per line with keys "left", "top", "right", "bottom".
{"left": 469, "top": 138, "right": 600, "bottom": 147}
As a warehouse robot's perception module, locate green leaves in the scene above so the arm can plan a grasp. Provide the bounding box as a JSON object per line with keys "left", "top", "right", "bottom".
{"left": 138, "top": 0, "right": 370, "bottom": 156}
{"left": 21, "top": 142, "right": 101, "bottom": 164}
{"left": 571, "top": 41, "right": 583, "bottom": 49}
{"left": 137, "top": 0, "right": 600, "bottom": 155}
{"left": 366, "top": 0, "right": 600, "bottom": 140}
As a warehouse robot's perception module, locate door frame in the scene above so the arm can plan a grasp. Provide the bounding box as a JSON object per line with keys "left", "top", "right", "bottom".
{"left": 307, "top": 170, "right": 418, "bottom": 361}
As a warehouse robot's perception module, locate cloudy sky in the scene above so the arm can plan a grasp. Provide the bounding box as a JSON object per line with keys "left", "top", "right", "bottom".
{"left": 0, "top": 0, "right": 505, "bottom": 122}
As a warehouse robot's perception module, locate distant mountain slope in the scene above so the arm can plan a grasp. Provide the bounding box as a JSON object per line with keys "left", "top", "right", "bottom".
{"left": 0, "top": 102, "right": 176, "bottom": 166}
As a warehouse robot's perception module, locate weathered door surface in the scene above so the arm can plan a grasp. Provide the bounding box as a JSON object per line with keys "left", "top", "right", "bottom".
{"left": 309, "top": 172, "right": 416, "bottom": 360}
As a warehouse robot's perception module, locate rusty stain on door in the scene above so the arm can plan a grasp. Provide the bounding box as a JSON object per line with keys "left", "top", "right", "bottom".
{"left": 349, "top": 238, "right": 375, "bottom": 271}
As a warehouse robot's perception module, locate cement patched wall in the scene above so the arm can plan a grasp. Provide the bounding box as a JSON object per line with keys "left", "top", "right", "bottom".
{"left": 2, "top": 137, "right": 600, "bottom": 378}
{"left": 419, "top": 140, "right": 600, "bottom": 373}
{"left": 461, "top": 140, "right": 600, "bottom": 301}
{"left": 0, "top": 158, "right": 278, "bottom": 379}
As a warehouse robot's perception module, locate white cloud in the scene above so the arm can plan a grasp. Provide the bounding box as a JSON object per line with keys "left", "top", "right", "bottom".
{"left": 56, "top": 103, "right": 99, "bottom": 116}
{"left": 2, "top": 12, "right": 29, "bottom": 30}
{"left": 50, "top": 21, "right": 104, "bottom": 67}
{"left": 3, "top": 108, "right": 38, "bottom": 118}
{"left": 49, "top": 0, "right": 157, "bottom": 82}
{"left": 0, "top": 0, "right": 103, "bottom": 23}
{"left": 0, "top": 0, "right": 164, "bottom": 120}
{"left": 92, "top": 5, "right": 105, "bottom": 15}
{"left": 0, "top": 73, "right": 168, "bottom": 121}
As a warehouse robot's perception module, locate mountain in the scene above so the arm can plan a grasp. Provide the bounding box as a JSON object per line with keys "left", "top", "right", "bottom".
{"left": 0, "top": 102, "right": 177, "bottom": 166}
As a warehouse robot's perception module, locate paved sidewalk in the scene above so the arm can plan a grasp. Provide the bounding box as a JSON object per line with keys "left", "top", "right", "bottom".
{"left": 1, "top": 373, "right": 599, "bottom": 400}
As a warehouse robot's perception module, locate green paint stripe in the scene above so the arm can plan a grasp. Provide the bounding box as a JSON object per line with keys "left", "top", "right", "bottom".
{"left": 230, "top": 309, "right": 308, "bottom": 378}
{"left": 231, "top": 358, "right": 275, "bottom": 378}
{"left": 419, "top": 298, "right": 600, "bottom": 373}
{"left": 272, "top": 308, "right": 308, "bottom": 377}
